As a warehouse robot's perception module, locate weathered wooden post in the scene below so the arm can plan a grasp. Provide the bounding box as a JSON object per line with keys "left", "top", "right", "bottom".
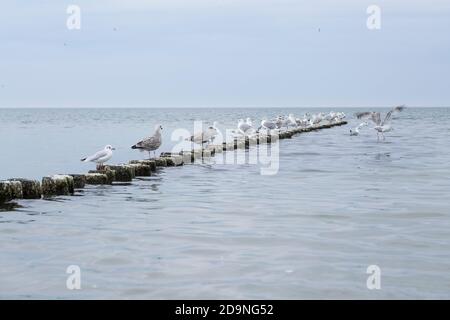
{"left": 0, "top": 180, "right": 23, "bottom": 203}
{"left": 129, "top": 160, "right": 157, "bottom": 172}
{"left": 85, "top": 172, "right": 113, "bottom": 185}
{"left": 68, "top": 174, "right": 86, "bottom": 189}
{"left": 154, "top": 158, "right": 167, "bottom": 167}
{"left": 128, "top": 163, "right": 152, "bottom": 176}
{"left": 10, "top": 179, "right": 42, "bottom": 199}
{"left": 41, "top": 175, "right": 75, "bottom": 197}
{"left": 162, "top": 155, "right": 183, "bottom": 167}
{"left": 105, "top": 165, "right": 135, "bottom": 182}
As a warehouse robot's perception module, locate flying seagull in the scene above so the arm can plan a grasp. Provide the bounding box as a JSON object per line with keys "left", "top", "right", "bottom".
{"left": 81, "top": 145, "right": 115, "bottom": 169}
{"left": 131, "top": 124, "right": 163, "bottom": 158}
{"left": 355, "top": 105, "right": 406, "bottom": 141}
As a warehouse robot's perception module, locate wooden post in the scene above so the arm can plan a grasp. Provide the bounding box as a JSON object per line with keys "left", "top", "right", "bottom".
{"left": 105, "top": 165, "right": 135, "bottom": 182}
{"left": 42, "top": 175, "right": 75, "bottom": 197}
{"left": 68, "top": 174, "right": 86, "bottom": 189}
{"left": 0, "top": 180, "right": 23, "bottom": 204}
{"left": 9, "top": 179, "right": 42, "bottom": 199}
{"left": 85, "top": 172, "right": 113, "bottom": 185}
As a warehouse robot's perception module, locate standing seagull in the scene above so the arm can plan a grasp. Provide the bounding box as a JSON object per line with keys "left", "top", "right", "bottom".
{"left": 258, "top": 118, "right": 277, "bottom": 132}
{"left": 81, "top": 145, "right": 115, "bottom": 170}
{"left": 187, "top": 122, "right": 219, "bottom": 146}
{"left": 349, "top": 122, "right": 368, "bottom": 136}
{"left": 237, "top": 119, "right": 254, "bottom": 136}
{"left": 287, "top": 114, "right": 298, "bottom": 128}
{"left": 355, "top": 105, "right": 406, "bottom": 141}
{"left": 131, "top": 124, "right": 163, "bottom": 158}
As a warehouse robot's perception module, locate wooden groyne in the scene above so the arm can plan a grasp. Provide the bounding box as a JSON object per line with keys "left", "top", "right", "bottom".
{"left": 0, "top": 121, "right": 347, "bottom": 206}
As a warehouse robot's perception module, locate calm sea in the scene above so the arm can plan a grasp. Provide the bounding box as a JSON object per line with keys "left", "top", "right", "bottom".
{"left": 0, "top": 107, "right": 449, "bottom": 299}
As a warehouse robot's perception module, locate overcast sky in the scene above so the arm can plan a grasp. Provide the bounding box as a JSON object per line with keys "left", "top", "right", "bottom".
{"left": 0, "top": 0, "right": 449, "bottom": 108}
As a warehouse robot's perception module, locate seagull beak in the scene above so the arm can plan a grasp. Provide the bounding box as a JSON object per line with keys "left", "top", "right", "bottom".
{"left": 112, "top": 148, "right": 116, "bottom": 150}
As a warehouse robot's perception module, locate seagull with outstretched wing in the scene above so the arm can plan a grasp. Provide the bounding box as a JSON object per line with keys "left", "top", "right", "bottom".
{"left": 355, "top": 105, "right": 406, "bottom": 141}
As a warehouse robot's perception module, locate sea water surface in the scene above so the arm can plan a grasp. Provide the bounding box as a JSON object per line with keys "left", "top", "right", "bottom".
{"left": 0, "top": 107, "right": 449, "bottom": 299}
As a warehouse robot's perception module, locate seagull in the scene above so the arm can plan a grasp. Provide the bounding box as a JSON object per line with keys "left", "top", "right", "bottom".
{"left": 275, "top": 116, "right": 283, "bottom": 129}
{"left": 287, "top": 114, "right": 298, "bottom": 128}
{"left": 274, "top": 116, "right": 290, "bottom": 129}
{"left": 350, "top": 122, "right": 368, "bottom": 136}
{"left": 324, "top": 112, "right": 337, "bottom": 123}
{"left": 355, "top": 105, "right": 406, "bottom": 141}
{"left": 236, "top": 118, "right": 256, "bottom": 136}
{"left": 310, "top": 113, "right": 323, "bottom": 126}
{"left": 336, "top": 112, "right": 346, "bottom": 121}
{"left": 258, "top": 118, "right": 277, "bottom": 132}
{"left": 295, "top": 117, "right": 306, "bottom": 127}
{"left": 296, "top": 114, "right": 310, "bottom": 127}
{"left": 131, "top": 124, "right": 163, "bottom": 158}
{"left": 81, "top": 145, "right": 115, "bottom": 169}
{"left": 187, "top": 122, "right": 219, "bottom": 146}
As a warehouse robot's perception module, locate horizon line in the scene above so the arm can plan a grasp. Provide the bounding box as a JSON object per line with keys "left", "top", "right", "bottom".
{"left": 0, "top": 105, "right": 448, "bottom": 109}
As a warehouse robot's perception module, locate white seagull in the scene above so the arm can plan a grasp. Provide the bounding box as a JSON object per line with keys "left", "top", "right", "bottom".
{"left": 287, "top": 114, "right": 298, "bottom": 128}
{"left": 187, "top": 122, "right": 219, "bottom": 146}
{"left": 237, "top": 119, "right": 254, "bottom": 136}
{"left": 81, "top": 145, "right": 115, "bottom": 169}
{"left": 258, "top": 118, "right": 277, "bottom": 132}
{"left": 310, "top": 113, "right": 324, "bottom": 126}
{"left": 274, "top": 116, "right": 291, "bottom": 130}
{"left": 349, "top": 122, "right": 368, "bottom": 136}
{"left": 355, "top": 105, "right": 406, "bottom": 141}
{"left": 132, "top": 124, "right": 163, "bottom": 158}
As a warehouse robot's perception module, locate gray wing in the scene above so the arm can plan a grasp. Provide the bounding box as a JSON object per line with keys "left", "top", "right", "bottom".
{"left": 190, "top": 132, "right": 203, "bottom": 143}
{"left": 372, "top": 112, "right": 381, "bottom": 125}
{"left": 264, "top": 121, "right": 277, "bottom": 129}
{"left": 394, "top": 105, "right": 406, "bottom": 113}
{"left": 355, "top": 112, "right": 381, "bottom": 125}
{"left": 84, "top": 149, "right": 108, "bottom": 162}
{"left": 239, "top": 123, "right": 251, "bottom": 132}
{"left": 189, "top": 131, "right": 210, "bottom": 143}
{"left": 382, "top": 110, "right": 394, "bottom": 125}
{"left": 383, "top": 105, "right": 405, "bottom": 125}
{"left": 355, "top": 112, "right": 372, "bottom": 119}
{"left": 135, "top": 135, "right": 161, "bottom": 150}
{"left": 204, "top": 128, "right": 218, "bottom": 141}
